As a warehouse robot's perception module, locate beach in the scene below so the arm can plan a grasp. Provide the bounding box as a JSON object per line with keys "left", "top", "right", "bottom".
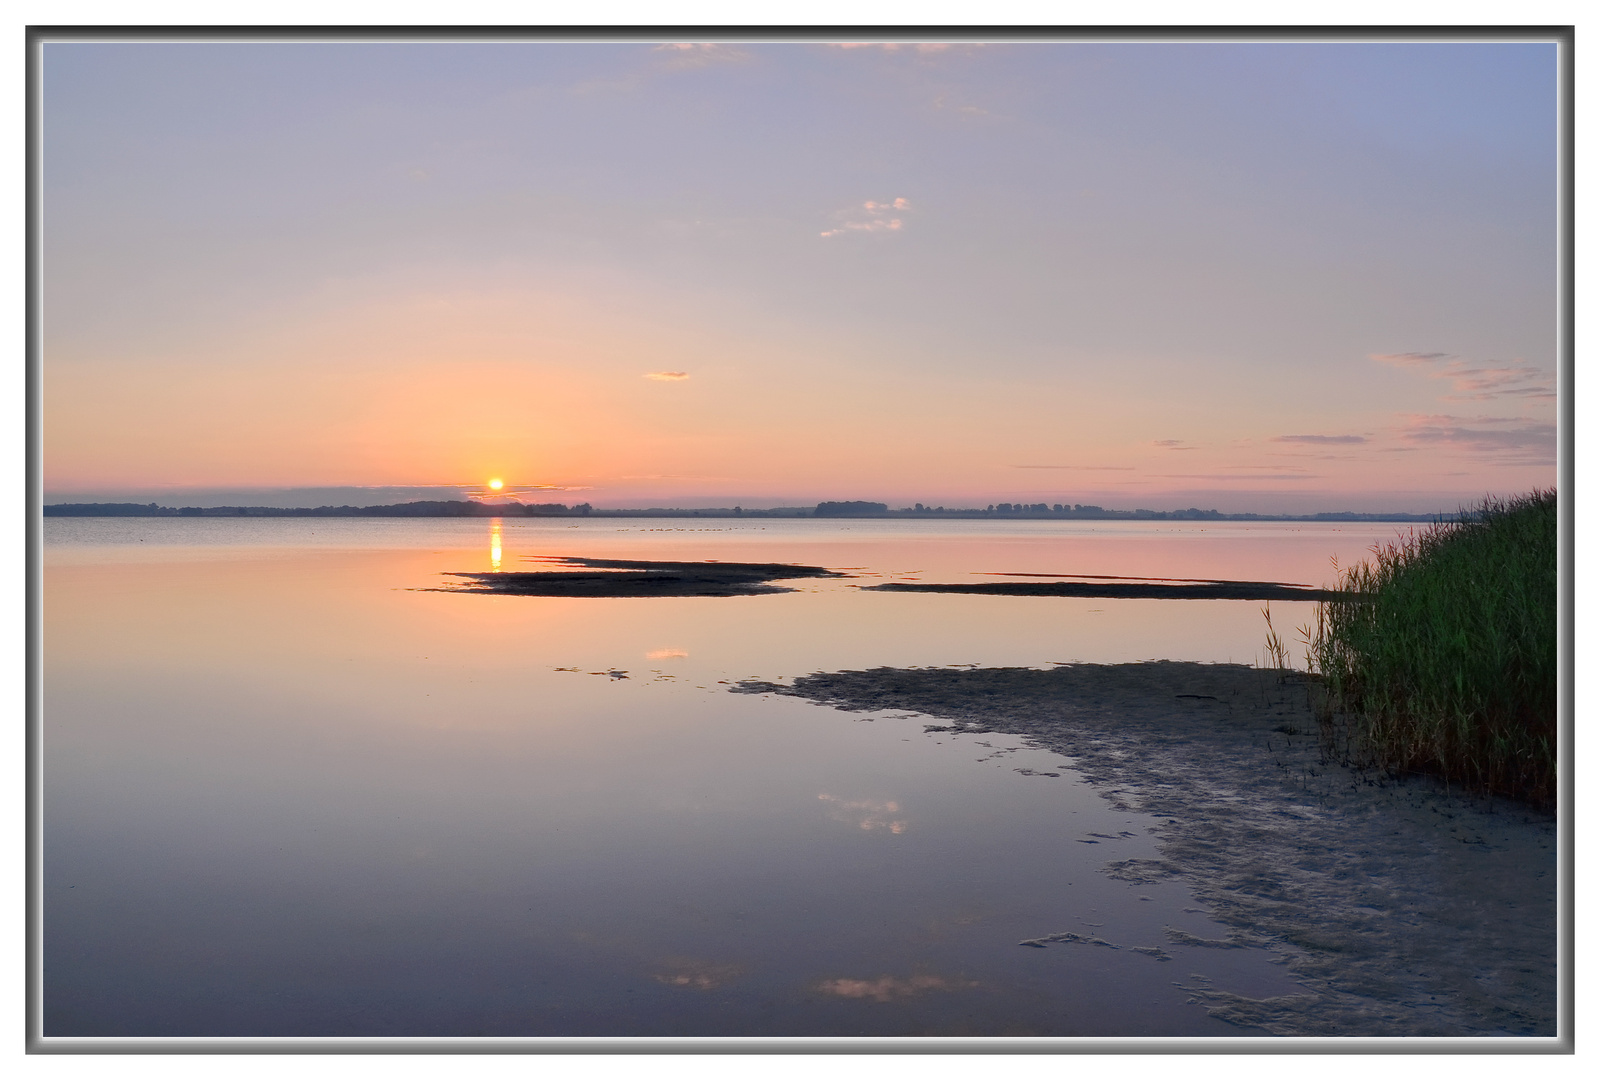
{"left": 737, "top": 661, "right": 1557, "bottom": 1036}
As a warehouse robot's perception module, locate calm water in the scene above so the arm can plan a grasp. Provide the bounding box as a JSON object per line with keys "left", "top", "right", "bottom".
{"left": 42, "top": 516, "right": 1410, "bottom": 1038}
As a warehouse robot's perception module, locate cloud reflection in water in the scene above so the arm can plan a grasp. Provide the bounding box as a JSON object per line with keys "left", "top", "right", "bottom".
{"left": 818, "top": 793, "right": 908, "bottom": 834}
{"left": 816, "top": 974, "right": 977, "bottom": 1002}
{"left": 652, "top": 958, "right": 743, "bottom": 990}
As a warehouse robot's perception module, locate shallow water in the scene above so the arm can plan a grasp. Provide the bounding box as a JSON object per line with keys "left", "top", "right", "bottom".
{"left": 42, "top": 516, "right": 1417, "bottom": 1038}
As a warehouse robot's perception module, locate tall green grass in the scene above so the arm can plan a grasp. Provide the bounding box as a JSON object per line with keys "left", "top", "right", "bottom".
{"left": 1305, "top": 489, "right": 1557, "bottom": 807}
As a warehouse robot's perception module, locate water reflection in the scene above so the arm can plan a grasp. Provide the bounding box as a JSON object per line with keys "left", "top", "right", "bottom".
{"left": 818, "top": 793, "right": 908, "bottom": 834}
{"left": 43, "top": 517, "right": 1410, "bottom": 1036}
{"left": 816, "top": 974, "right": 977, "bottom": 1002}
{"left": 653, "top": 959, "right": 744, "bottom": 990}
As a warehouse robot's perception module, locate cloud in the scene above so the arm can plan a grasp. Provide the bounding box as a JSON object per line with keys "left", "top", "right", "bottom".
{"left": 1370, "top": 352, "right": 1555, "bottom": 402}
{"left": 1398, "top": 414, "right": 1556, "bottom": 463}
{"left": 1153, "top": 440, "right": 1195, "bottom": 450}
{"left": 650, "top": 42, "right": 750, "bottom": 70}
{"left": 1158, "top": 472, "right": 1321, "bottom": 482}
{"left": 1371, "top": 351, "right": 1452, "bottom": 367}
{"left": 645, "top": 648, "right": 688, "bottom": 660}
{"left": 821, "top": 197, "right": 913, "bottom": 238}
{"left": 1013, "top": 464, "right": 1135, "bottom": 470}
{"left": 644, "top": 371, "right": 689, "bottom": 381}
{"left": 1440, "top": 362, "right": 1556, "bottom": 402}
{"left": 829, "top": 42, "right": 958, "bottom": 53}
{"left": 1271, "top": 434, "right": 1369, "bottom": 445}
{"left": 932, "top": 95, "right": 992, "bottom": 117}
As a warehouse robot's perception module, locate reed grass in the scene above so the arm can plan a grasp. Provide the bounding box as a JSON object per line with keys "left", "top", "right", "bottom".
{"left": 1304, "top": 489, "right": 1557, "bottom": 807}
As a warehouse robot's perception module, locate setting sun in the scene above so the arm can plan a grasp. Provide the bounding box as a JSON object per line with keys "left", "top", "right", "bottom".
{"left": 488, "top": 478, "right": 503, "bottom": 490}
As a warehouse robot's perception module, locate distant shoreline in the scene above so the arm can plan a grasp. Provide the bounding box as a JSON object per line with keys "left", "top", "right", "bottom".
{"left": 42, "top": 499, "right": 1458, "bottom": 523}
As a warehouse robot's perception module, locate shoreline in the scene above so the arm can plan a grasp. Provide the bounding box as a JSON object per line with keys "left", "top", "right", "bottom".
{"left": 43, "top": 501, "right": 1458, "bottom": 523}
{"left": 734, "top": 661, "right": 1556, "bottom": 1037}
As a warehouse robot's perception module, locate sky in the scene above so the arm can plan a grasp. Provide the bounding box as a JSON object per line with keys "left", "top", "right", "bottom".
{"left": 40, "top": 38, "right": 1561, "bottom": 513}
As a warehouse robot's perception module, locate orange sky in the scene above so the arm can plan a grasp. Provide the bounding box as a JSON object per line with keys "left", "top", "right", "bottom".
{"left": 42, "top": 41, "right": 1560, "bottom": 513}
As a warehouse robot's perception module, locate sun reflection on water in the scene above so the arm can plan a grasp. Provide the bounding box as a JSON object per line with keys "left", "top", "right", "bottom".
{"left": 489, "top": 521, "right": 502, "bottom": 571}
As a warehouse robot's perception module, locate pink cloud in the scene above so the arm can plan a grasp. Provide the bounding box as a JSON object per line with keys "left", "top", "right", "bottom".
{"left": 830, "top": 43, "right": 957, "bottom": 53}
{"left": 1370, "top": 352, "right": 1554, "bottom": 402}
{"left": 1370, "top": 351, "right": 1452, "bottom": 367}
{"left": 1397, "top": 414, "right": 1556, "bottom": 462}
{"left": 1271, "top": 434, "right": 1368, "bottom": 444}
{"left": 821, "top": 197, "right": 914, "bottom": 238}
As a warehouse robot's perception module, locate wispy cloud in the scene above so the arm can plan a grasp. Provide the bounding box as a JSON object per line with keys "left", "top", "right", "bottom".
{"left": 1371, "top": 352, "right": 1555, "bottom": 402}
{"left": 644, "top": 371, "right": 689, "bottom": 381}
{"left": 1370, "top": 351, "right": 1451, "bottom": 367}
{"left": 933, "top": 95, "right": 991, "bottom": 116}
{"left": 829, "top": 42, "right": 959, "bottom": 53}
{"left": 1013, "top": 464, "right": 1135, "bottom": 471}
{"left": 1398, "top": 414, "right": 1556, "bottom": 464}
{"left": 1271, "top": 434, "right": 1369, "bottom": 445}
{"left": 821, "top": 198, "right": 913, "bottom": 238}
{"left": 615, "top": 473, "right": 732, "bottom": 481}
{"left": 573, "top": 44, "right": 747, "bottom": 93}
{"left": 1153, "top": 439, "right": 1195, "bottom": 450}
{"left": 650, "top": 42, "right": 750, "bottom": 70}
{"left": 1158, "top": 472, "right": 1321, "bottom": 482}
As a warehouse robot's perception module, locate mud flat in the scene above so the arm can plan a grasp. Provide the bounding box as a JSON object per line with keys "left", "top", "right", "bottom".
{"left": 734, "top": 662, "right": 1556, "bottom": 1037}
{"left": 439, "top": 557, "right": 842, "bottom": 597}
{"left": 865, "top": 581, "right": 1341, "bottom": 601}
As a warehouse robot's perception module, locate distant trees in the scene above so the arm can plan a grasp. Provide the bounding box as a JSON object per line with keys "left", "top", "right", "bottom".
{"left": 38, "top": 498, "right": 1450, "bottom": 523}
{"left": 814, "top": 501, "right": 889, "bottom": 516}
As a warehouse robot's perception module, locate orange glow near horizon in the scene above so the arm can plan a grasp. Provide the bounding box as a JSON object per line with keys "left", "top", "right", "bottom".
{"left": 38, "top": 277, "right": 1555, "bottom": 515}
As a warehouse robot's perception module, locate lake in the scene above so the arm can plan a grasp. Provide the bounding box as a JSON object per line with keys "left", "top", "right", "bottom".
{"left": 39, "top": 515, "right": 1491, "bottom": 1039}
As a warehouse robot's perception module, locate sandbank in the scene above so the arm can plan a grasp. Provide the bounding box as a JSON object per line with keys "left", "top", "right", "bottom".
{"left": 734, "top": 661, "right": 1556, "bottom": 1037}
{"left": 438, "top": 557, "right": 842, "bottom": 597}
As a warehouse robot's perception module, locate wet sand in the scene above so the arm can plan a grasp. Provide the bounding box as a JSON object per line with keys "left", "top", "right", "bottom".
{"left": 733, "top": 662, "right": 1556, "bottom": 1037}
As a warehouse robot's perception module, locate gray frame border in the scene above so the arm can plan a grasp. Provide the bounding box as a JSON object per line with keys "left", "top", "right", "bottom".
{"left": 24, "top": 22, "right": 1576, "bottom": 1056}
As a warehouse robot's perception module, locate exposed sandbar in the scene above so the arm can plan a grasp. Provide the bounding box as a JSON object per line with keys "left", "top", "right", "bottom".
{"left": 733, "top": 662, "right": 1555, "bottom": 1037}
{"left": 865, "top": 581, "right": 1343, "bottom": 601}
{"left": 438, "top": 556, "right": 843, "bottom": 597}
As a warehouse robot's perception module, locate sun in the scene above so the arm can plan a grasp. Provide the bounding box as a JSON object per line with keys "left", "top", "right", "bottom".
{"left": 487, "top": 478, "right": 504, "bottom": 491}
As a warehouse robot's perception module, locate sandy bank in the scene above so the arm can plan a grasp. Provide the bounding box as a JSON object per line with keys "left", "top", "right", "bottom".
{"left": 734, "top": 662, "right": 1556, "bottom": 1037}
